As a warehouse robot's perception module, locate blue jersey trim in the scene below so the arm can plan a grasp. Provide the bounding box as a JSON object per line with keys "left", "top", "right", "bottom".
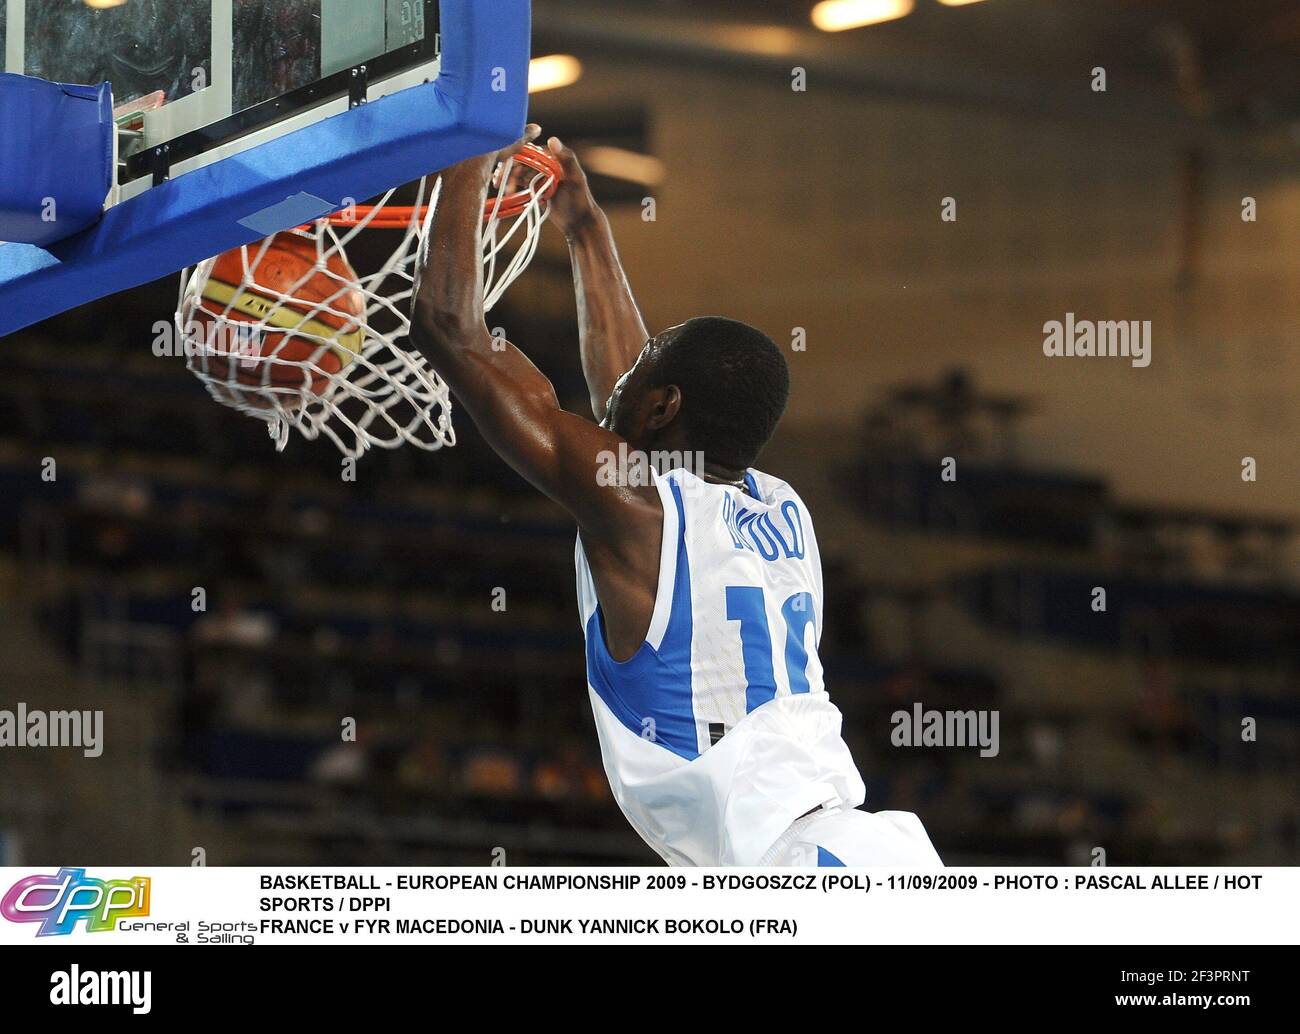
{"left": 817, "top": 846, "right": 846, "bottom": 867}
{"left": 584, "top": 478, "right": 698, "bottom": 760}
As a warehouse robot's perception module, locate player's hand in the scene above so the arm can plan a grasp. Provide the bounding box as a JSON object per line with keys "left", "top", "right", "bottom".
{"left": 545, "top": 135, "right": 599, "bottom": 241}
{"left": 447, "top": 124, "right": 543, "bottom": 186}
{"left": 489, "top": 123, "right": 544, "bottom": 187}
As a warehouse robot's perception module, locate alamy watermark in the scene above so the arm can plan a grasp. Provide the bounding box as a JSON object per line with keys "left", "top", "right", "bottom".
{"left": 152, "top": 319, "right": 262, "bottom": 364}
{"left": 1043, "top": 312, "right": 1151, "bottom": 368}
{"left": 596, "top": 443, "right": 706, "bottom": 486}
{"left": 0, "top": 704, "right": 103, "bottom": 758}
{"left": 891, "top": 703, "right": 999, "bottom": 758}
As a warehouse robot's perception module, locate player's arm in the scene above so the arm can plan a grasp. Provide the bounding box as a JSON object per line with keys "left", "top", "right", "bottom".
{"left": 409, "top": 131, "right": 661, "bottom": 550}
{"left": 545, "top": 137, "right": 649, "bottom": 423}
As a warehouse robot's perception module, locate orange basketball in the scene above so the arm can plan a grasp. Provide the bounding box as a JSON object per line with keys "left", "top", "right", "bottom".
{"left": 191, "top": 231, "right": 365, "bottom": 401}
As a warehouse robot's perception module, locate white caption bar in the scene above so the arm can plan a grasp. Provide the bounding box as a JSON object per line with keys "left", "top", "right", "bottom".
{"left": 0, "top": 868, "right": 1292, "bottom": 945}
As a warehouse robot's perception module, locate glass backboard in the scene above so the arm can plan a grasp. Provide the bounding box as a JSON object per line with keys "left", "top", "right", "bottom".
{"left": 3, "top": 0, "right": 438, "bottom": 189}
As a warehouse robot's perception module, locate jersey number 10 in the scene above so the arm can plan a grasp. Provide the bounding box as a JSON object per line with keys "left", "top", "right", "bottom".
{"left": 725, "top": 586, "right": 816, "bottom": 713}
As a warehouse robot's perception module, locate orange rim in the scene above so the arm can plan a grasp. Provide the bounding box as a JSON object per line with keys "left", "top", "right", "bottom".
{"left": 324, "top": 143, "right": 562, "bottom": 229}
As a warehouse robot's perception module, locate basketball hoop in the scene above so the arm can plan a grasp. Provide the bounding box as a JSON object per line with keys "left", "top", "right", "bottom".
{"left": 176, "top": 143, "right": 562, "bottom": 460}
{"left": 329, "top": 144, "right": 563, "bottom": 228}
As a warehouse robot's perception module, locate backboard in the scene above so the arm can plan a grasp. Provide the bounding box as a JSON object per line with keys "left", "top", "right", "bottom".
{"left": 0, "top": 0, "right": 533, "bottom": 336}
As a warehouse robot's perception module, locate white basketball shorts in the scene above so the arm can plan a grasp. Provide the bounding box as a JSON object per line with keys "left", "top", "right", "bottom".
{"left": 762, "top": 807, "right": 944, "bottom": 867}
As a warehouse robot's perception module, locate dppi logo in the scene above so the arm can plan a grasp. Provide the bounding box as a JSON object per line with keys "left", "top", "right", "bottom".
{"left": 1, "top": 868, "right": 150, "bottom": 936}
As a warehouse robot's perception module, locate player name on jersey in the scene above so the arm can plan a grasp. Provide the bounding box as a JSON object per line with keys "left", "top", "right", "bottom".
{"left": 723, "top": 492, "right": 807, "bottom": 560}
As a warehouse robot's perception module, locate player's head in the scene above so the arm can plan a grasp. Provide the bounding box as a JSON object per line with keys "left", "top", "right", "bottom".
{"left": 603, "top": 317, "right": 789, "bottom": 472}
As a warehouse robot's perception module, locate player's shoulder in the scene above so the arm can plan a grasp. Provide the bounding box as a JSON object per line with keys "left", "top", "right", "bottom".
{"left": 747, "top": 468, "right": 820, "bottom": 554}
{"left": 745, "top": 467, "right": 810, "bottom": 510}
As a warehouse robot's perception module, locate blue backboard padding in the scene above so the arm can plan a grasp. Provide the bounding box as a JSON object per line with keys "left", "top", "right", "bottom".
{"left": 0, "top": 75, "right": 114, "bottom": 249}
{"left": 0, "top": 0, "right": 531, "bottom": 337}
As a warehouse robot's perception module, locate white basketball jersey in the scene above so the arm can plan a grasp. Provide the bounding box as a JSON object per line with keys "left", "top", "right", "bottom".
{"left": 575, "top": 467, "right": 867, "bottom": 866}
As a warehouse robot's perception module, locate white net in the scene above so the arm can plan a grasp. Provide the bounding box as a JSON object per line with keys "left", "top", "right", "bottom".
{"left": 176, "top": 151, "right": 558, "bottom": 460}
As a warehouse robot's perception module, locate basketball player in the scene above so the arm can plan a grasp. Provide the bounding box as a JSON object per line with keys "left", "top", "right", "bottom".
{"left": 411, "top": 127, "right": 941, "bottom": 867}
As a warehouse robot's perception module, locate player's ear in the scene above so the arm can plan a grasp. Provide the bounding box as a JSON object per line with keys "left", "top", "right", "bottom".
{"left": 646, "top": 384, "right": 682, "bottom": 431}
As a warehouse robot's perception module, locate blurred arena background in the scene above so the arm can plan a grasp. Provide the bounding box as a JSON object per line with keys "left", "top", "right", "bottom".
{"left": 1, "top": 0, "right": 1297, "bottom": 866}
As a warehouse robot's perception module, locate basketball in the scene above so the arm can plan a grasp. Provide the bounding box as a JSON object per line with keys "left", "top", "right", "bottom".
{"left": 191, "top": 231, "right": 365, "bottom": 400}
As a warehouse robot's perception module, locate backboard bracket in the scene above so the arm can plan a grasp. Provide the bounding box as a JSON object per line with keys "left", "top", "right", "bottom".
{"left": 151, "top": 145, "right": 172, "bottom": 188}
{"left": 349, "top": 65, "right": 370, "bottom": 111}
